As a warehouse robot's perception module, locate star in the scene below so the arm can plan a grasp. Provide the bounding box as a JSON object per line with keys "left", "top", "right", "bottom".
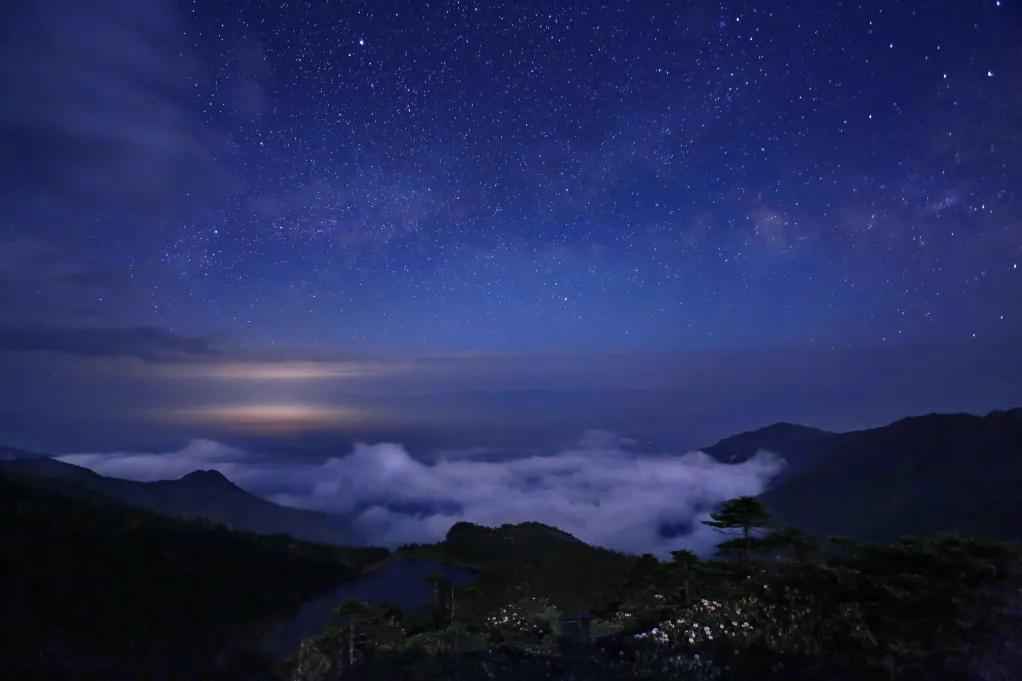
{"left": 2, "top": 0, "right": 1019, "bottom": 439}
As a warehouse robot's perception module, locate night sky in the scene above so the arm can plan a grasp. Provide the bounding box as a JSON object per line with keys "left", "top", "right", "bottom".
{"left": 1, "top": 1, "right": 1021, "bottom": 547}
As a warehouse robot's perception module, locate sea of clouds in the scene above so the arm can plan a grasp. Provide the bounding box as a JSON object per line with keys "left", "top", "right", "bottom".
{"left": 59, "top": 432, "right": 785, "bottom": 556}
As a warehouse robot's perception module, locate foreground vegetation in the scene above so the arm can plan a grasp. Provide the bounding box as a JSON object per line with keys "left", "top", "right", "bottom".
{"left": 0, "top": 474, "right": 387, "bottom": 680}
{"left": 4, "top": 463, "right": 1020, "bottom": 680}
{"left": 289, "top": 502, "right": 1022, "bottom": 680}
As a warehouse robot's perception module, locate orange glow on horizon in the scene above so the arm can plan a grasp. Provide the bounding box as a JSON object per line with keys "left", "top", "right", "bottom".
{"left": 151, "top": 359, "right": 411, "bottom": 381}
{"left": 157, "top": 403, "right": 370, "bottom": 431}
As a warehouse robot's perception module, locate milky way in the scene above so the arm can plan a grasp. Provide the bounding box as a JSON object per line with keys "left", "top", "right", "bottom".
{"left": 1, "top": 0, "right": 1020, "bottom": 454}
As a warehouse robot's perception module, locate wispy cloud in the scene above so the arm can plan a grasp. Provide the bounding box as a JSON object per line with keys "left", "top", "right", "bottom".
{"left": 154, "top": 359, "right": 411, "bottom": 381}
{"left": 0, "top": 0, "right": 238, "bottom": 215}
{"left": 0, "top": 325, "right": 217, "bottom": 361}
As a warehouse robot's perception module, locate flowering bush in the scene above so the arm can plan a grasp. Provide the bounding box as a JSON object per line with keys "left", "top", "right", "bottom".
{"left": 633, "top": 585, "right": 875, "bottom": 658}
{"left": 634, "top": 597, "right": 756, "bottom": 649}
{"left": 483, "top": 596, "right": 560, "bottom": 646}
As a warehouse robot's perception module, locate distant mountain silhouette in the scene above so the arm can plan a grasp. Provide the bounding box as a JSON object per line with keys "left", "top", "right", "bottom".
{"left": 703, "top": 422, "right": 833, "bottom": 474}
{"left": 0, "top": 456, "right": 357, "bottom": 545}
{"left": 706, "top": 408, "right": 1022, "bottom": 543}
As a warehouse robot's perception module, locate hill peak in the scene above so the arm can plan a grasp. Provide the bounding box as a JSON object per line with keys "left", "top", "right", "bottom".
{"left": 445, "top": 520, "right": 586, "bottom": 560}
{"left": 178, "top": 469, "right": 236, "bottom": 487}
{"left": 756, "top": 422, "right": 828, "bottom": 436}
{"left": 702, "top": 422, "right": 833, "bottom": 466}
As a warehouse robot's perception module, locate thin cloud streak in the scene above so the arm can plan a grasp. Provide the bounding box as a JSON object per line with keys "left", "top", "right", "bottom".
{"left": 157, "top": 359, "right": 412, "bottom": 381}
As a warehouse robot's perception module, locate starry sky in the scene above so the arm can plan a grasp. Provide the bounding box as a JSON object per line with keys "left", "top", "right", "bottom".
{"left": 1, "top": 0, "right": 1020, "bottom": 461}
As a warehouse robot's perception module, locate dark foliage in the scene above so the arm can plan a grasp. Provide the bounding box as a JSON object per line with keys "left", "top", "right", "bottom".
{"left": 441, "top": 521, "right": 638, "bottom": 615}
{"left": 0, "top": 473, "right": 387, "bottom": 680}
{"left": 290, "top": 519, "right": 1022, "bottom": 681}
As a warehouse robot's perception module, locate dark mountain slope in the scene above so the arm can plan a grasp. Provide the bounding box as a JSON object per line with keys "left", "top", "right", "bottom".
{"left": 0, "top": 473, "right": 386, "bottom": 681}
{"left": 705, "top": 409, "right": 1022, "bottom": 542}
{"left": 703, "top": 422, "right": 834, "bottom": 474}
{"left": 0, "top": 456, "right": 357, "bottom": 545}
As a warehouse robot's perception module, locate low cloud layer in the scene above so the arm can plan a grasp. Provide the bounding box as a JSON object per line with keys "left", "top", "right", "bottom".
{"left": 60, "top": 432, "right": 785, "bottom": 555}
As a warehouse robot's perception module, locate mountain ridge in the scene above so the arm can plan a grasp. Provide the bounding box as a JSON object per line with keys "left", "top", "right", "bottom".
{"left": 701, "top": 407, "right": 1022, "bottom": 543}
{"left": 702, "top": 421, "right": 834, "bottom": 474}
{"left": 0, "top": 456, "right": 357, "bottom": 546}
{"left": 4, "top": 406, "right": 1021, "bottom": 550}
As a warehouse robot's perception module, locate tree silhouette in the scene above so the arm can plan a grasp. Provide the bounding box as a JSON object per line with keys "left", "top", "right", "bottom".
{"left": 335, "top": 599, "right": 371, "bottom": 668}
{"left": 426, "top": 573, "right": 455, "bottom": 628}
{"left": 703, "top": 496, "right": 771, "bottom": 561}
{"left": 670, "top": 549, "right": 699, "bottom": 604}
{"left": 762, "top": 526, "right": 819, "bottom": 562}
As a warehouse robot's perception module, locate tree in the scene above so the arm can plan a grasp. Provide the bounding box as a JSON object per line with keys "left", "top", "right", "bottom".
{"left": 332, "top": 600, "right": 406, "bottom": 669}
{"left": 426, "top": 573, "right": 455, "bottom": 628}
{"left": 670, "top": 549, "right": 699, "bottom": 604}
{"left": 335, "top": 599, "right": 371, "bottom": 668}
{"left": 703, "top": 496, "right": 771, "bottom": 562}
{"left": 626, "top": 553, "right": 661, "bottom": 590}
{"left": 762, "top": 527, "right": 819, "bottom": 563}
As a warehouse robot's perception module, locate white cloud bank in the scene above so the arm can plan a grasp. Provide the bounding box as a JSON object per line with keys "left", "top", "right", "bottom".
{"left": 59, "top": 432, "right": 785, "bottom": 556}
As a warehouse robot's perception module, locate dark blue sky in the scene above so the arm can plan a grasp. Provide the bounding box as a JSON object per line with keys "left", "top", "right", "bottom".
{"left": 1, "top": 0, "right": 1020, "bottom": 457}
